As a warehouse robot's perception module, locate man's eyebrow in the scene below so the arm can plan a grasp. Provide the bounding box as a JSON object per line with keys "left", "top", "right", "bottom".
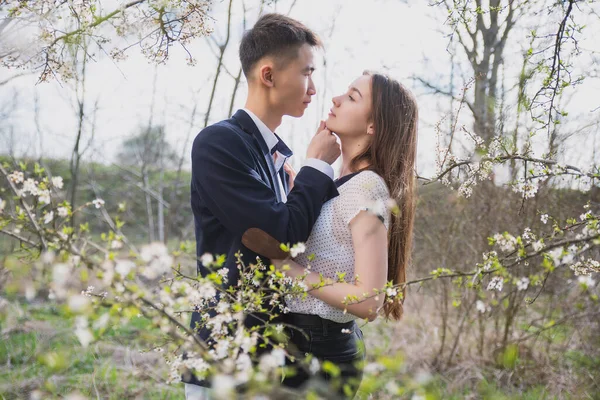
{"left": 350, "top": 87, "right": 362, "bottom": 97}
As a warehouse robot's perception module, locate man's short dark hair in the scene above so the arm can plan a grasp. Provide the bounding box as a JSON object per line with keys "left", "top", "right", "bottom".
{"left": 239, "top": 13, "right": 321, "bottom": 78}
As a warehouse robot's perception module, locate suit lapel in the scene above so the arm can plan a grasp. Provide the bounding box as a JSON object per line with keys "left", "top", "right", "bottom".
{"left": 231, "top": 110, "right": 283, "bottom": 202}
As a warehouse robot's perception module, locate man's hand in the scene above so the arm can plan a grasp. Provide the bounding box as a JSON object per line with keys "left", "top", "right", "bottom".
{"left": 306, "top": 120, "right": 341, "bottom": 165}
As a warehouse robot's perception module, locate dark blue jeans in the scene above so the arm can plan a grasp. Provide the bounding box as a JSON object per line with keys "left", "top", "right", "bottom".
{"left": 282, "top": 312, "right": 365, "bottom": 399}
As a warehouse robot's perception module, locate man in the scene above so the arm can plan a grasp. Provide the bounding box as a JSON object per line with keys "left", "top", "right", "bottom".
{"left": 184, "top": 13, "right": 341, "bottom": 399}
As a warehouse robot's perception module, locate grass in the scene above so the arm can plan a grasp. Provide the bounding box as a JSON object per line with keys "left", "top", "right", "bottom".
{"left": 0, "top": 301, "right": 183, "bottom": 400}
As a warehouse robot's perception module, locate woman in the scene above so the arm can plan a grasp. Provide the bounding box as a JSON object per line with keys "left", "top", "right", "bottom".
{"left": 243, "top": 71, "right": 418, "bottom": 398}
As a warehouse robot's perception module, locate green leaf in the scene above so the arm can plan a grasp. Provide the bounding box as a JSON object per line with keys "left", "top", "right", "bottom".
{"left": 321, "top": 360, "right": 340, "bottom": 377}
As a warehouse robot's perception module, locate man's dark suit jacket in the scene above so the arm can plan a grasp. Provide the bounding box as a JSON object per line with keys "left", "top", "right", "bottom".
{"left": 185, "top": 109, "right": 338, "bottom": 386}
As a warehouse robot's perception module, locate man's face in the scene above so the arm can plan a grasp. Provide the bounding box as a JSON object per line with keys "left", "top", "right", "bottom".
{"left": 270, "top": 44, "right": 316, "bottom": 118}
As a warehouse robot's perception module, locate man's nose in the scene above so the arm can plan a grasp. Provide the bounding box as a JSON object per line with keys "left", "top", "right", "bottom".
{"left": 307, "top": 77, "right": 316, "bottom": 96}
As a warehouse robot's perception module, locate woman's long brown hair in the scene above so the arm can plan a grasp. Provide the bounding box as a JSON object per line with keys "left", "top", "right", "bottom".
{"left": 350, "top": 71, "right": 418, "bottom": 321}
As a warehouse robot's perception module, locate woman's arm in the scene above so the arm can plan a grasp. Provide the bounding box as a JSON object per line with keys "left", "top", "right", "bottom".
{"left": 275, "top": 210, "right": 388, "bottom": 321}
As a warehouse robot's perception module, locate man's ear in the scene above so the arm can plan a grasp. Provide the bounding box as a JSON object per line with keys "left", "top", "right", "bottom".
{"left": 259, "top": 64, "right": 275, "bottom": 88}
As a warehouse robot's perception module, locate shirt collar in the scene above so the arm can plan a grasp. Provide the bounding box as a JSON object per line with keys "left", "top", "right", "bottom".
{"left": 242, "top": 108, "right": 279, "bottom": 154}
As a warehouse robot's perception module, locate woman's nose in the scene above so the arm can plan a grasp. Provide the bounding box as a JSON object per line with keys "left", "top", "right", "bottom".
{"left": 332, "top": 96, "right": 340, "bottom": 107}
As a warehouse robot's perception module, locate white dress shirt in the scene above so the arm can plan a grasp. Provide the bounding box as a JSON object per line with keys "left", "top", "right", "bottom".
{"left": 242, "top": 108, "right": 334, "bottom": 203}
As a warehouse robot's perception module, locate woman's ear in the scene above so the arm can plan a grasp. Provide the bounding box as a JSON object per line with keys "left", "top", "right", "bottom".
{"left": 367, "top": 122, "right": 375, "bottom": 136}
{"left": 259, "top": 64, "right": 275, "bottom": 88}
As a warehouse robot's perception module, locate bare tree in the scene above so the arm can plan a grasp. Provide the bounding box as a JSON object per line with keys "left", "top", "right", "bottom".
{"left": 203, "top": 0, "right": 235, "bottom": 128}
{"left": 422, "top": 0, "right": 526, "bottom": 144}
{"left": 0, "top": 0, "right": 214, "bottom": 81}
{"left": 117, "top": 125, "right": 177, "bottom": 242}
{"left": 67, "top": 39, "right": 99, "bottom": 226}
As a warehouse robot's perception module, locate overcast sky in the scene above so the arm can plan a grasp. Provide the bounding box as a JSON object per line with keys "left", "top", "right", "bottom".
{"left": 1, "top": 0, "right": 598, "bottom": 179}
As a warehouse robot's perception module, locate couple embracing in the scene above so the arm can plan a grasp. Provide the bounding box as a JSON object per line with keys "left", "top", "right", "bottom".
{"left": 185, "top": 12, "right": 418, "bottom": 400}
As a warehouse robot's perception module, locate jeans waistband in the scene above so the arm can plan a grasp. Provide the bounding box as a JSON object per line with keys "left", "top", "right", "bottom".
{"left": 284, "top": 312, "right": 355, "bottom": 334}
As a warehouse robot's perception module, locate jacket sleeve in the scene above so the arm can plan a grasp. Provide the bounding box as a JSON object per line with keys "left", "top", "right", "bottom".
{"left": 191, "top": 124, "right": 338, "bottom": 245}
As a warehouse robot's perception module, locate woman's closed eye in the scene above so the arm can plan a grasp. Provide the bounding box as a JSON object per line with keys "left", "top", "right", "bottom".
{"left": 348, "top": 94, "right": 355, "bottom": 101}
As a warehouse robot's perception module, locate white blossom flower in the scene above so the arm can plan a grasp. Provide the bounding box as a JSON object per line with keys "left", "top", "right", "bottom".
{"left": 81, "top": 286, "right": 95, "bottom": 297}
{"left": 115, "top": 259, "right": 135, "bottom": 277}
{"left": 512, "top": 177, "right": 538, "bottom": 198}
{"left": 216, "top": 301, "right": 229, "bottom": 314}
{"left": 562, "top": 253, "right": 574, "bottom": 265}
{"left": 570, "top": 258, "right": 600, "bottom": 276}
{"left": 532, "top": 240, "right": 544, "bottom": 252}
{"left": 41, "top": 251, "right": 55, "bottom": 264}
{"left": 214, "top": 339, "right": 230, "bottom": 360}
{"left": 51, "top": 176, "right": 64, "bottom": 189}
{"left": 200, "top": 253, "right": 214, "bottom": 267}
{"left": 540, "top": 214, "right": 549, "bottom": 224}
{"left": 385, "top": 381, "right": 400, "bottom": 395}
{"left": 548, "top": 247, "right": 564, "bottom": 266}
{"left": 516, "top": 277, "right": 529, "bottom": 291}
{"left": 386, "top": 287, "right": 398, "bottom": 297}
{"left": 8, "top": 171, "right": 24, "bottom": 184}
{"left": 92, "top": 313, "right": 110, "bottom": 331}
{"left": 92, "top": 198, "right": 105, "bottom": 209}
{"left": 522, "top": 227, "right": 534, "bottom": 243}
{"left": 458, "top": 181, "right": 474, "bottom": 198}
{"left": 52, "top": 263, "right": 70, "bottom": 287}
{"left": 0, "top": 198, "right": 5, "bottom": 214}
{"left": 363, "top": 362, "right": 385, "bottom": 375}
{"left": 211, "top": 374, "right": 236, "bottom": 399}
{"left": 290, "top": 242, "right": 306, "bottom": 258}
{"left": 25, "top": 284, "right": 36, "bottom": 301}
{"left": 234, "top": 353, "right": 253, "bottom": 384}
{"left": 43, "top": 211, "right": 54, "bottom": 224}
{"left": 38, "top": 190, "right": 51, "bottom": 205}
{"left": 140, "top": 242, "right": 173, "bottom": 279}
{"left": 57, "top": 206, "right": 69, "bottom": 218}
{"left": 74, "top": 316, "right": 94, "bottom": 347}
{"left": 237, "top": 332, "right": 258, "bottom": 354}
{"left": 494, "top": 233, "right": 517, "bottom": 253}
{"left": 189, "top": 282, "right": 217, "bottom": 306}
{"left": 22, "top": 178, "right": 39, "bottom": 196}
{"left": 68, "top": 294, "right": 90, "bottom": 312}
{"left": 290, "top": 280, "right": 308, "bottom": 294}
{"left": 487, "top": 276, "right": 503, "bottom": 292}
{"left": 75, "top": 326, "right": 94, "bottom": 347}
{"left": 580, "top": 211, "right": 591, "bottom": 221}
{"left": 110, "top": 240, "right": 123, "bottom": 250}
{"left": 101, "top": 260, "right": 115, "bottom": 285}
{"left": 578, "top": 275, "right": 596, "bottom": 287}
{"left": 217, "top": 267, "right": 229, "bottom": 283}
{"left": 309, "top": 357, "right": 320, "bottom": 374}
{"left": 258, "top": 347, "right": 286, "bottom": 373}
{"left": 386, "top": 198, "right": 398, "bottom": 212}
{"left": 476, "top": 300, "right": 486, "bottom": 313}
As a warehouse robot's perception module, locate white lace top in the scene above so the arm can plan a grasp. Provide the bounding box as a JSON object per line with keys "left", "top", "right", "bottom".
{"left": 286, "top": 170, "right": 391, "bottom": 323}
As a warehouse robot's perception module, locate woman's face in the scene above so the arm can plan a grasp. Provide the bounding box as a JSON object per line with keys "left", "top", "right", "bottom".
{"left": 325, "top": 74, "right": 373, "bottom": 139}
